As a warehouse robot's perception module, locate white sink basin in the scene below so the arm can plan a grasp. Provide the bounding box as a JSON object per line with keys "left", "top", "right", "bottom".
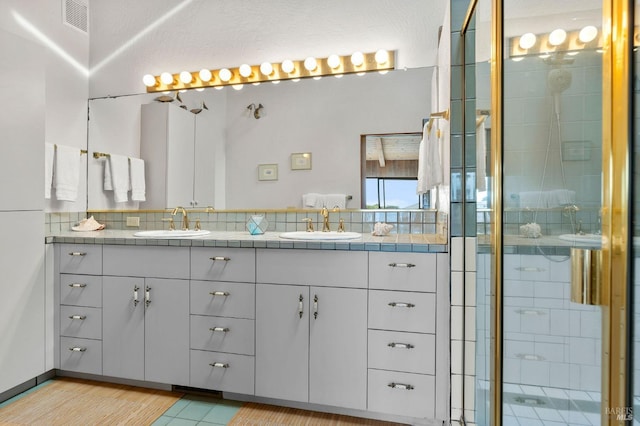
{"left": 279, "top": 231, "right": 362, "bottom": 241}
{"left": 133, "top": 230, "right": 211, "bottom": 238}
{"left": 557, "top": 233, "right": 602, "bottom": 245}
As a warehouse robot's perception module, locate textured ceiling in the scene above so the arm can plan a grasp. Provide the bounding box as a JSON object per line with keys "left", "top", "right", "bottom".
{"left": 89, "top": 0, "right": 446, "bottom": 97}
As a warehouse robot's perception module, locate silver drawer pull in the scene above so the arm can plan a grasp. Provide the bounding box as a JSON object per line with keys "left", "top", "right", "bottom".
{"left": 68, "top": 315, "right": 86, "bottom": 320}
{"left": 388, "top": 302, "right": 415, "bottom": 308}
{"left": 388, "top": 342, "right": 414, "bottom": 349}
{"left": 69, "top": 347, "right": 86, "bottom": 352}
{"left": 145, "top": 286, "right": 151, "bottom": 307}
{"left": 298, "top": 294, "right": 304, "bottom": 319}
{"left": 388, "top": 262, "right": 416, "bottom": 268}
{"left": 210, "top": 256, "right": 231, "bottom": 261}
{"left": 133, "top": 285, "right": 140, "bottom": 307}
{"left": 68, "top": 252, "right": 87, "bottom": 256}
{"left": 68, "top": 283, "right": 87, "bottom": 288}
{"left": 209, "top": 362, "right": 229, "bottom": 368}
{"left": 388, "top": 382, "right": 414, "bottom": 390}
{"left": 209, "top": 327, "right": 230, "bottom": 332}
{"left": 209, "top": 291, "right": 230, "bottom": 297}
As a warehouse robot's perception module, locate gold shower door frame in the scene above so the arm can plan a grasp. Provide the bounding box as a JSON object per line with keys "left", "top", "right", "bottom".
{"left": 489, "top": 0, "right": 632, "bottom": 424}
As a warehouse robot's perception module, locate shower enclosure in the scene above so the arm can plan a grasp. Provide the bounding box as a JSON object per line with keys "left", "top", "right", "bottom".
{"left": 474, "top": 0, "right": 636, "bottom": 424}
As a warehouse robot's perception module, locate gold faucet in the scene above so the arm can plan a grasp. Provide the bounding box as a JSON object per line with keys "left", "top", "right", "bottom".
{"left": 303, "top": 218, "right": 314, "bottom": 232}
{"left": 320, "top": 207, "right": 330, "bottom": 232}
{"left": 171, "top": 206, "right": 189, "bottom": 230}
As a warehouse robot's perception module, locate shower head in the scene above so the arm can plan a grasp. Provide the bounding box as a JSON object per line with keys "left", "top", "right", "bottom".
{"left": 548, "top": 68, "right": 572, "bottom": 94}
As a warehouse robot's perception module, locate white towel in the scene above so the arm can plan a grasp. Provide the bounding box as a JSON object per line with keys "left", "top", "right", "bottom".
{"left": 303, "top": 193, "right": 322, "bottom": 208}
{"left": 45, "top": 143, "right": 54, "bottom": 199}
{"left": 476, "top": 120, "right": 487, "bottom": 191}
{"left": 325, "top": 194, "right": 347, "bottom": 209}
{"left": 129, "top": 157, "right": 146, "bottom": 201}
{"left": 548, "top": 189, "right": 575, "bottom": 207}
{"left": 108, "top": 154, "right": 130, "bottom": 203}
{"left": 519, "top": 191, "right": 548, "bottom": 209}
{"left": 54, "top": 144, "right": 80, "bottom": 202}
{"left": 417, "top": 121, "right": 443, "bottom": 194}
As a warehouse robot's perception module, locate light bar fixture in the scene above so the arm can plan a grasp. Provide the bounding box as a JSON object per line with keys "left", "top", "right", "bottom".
{"left": 509, "top": 27, "right": 604, "bottom": 59}
{"left": 142, "top": 50, "right": 395, "bottom": 92}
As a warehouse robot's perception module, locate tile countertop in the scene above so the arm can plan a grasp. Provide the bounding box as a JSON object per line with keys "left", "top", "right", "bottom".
{"left": 46, "top": 230, "right": 448, "bottom": 253}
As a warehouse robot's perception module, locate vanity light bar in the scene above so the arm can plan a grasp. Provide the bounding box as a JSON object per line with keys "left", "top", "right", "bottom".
{"left": 143, "top": 50, "right": 396, "bottom": 92}
{"left": 509, "top": 27, "right": 604, "bottom": 58}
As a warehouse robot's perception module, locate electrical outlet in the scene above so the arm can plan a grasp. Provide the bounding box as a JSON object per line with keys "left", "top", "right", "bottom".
{"left": 126, "top": 216, "right": 140, "bottom": 227}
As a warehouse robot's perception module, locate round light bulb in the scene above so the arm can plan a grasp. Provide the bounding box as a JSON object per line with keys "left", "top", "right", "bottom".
{"left": 179, "top": 71, "right": 193, "bottom": 84}
{"left": 351, "top": 51, "right": 364, "bottom": 66}
{"left": 239, "top": 64, "right": 252, "bottom": 78}
{"left": 281, "top": 59, "right": 295, "bottom": 73}
{"left": 219, "top": 68, "right": 232, "bottom": 82}
{"left": 231, "top": 84, "right": 243, "bottom": 91}
{"left": 160, "top": 72, "right": 174, "bottom": 85}
{"left": 260, "top": 62, "right": 273, "bottom": 76}
{"left": 327, "top": 54, "right": 341, "bottom": 69}
{"left": 304, "top": 57, "right": 317, "bottom": 71}
{"left": 142, "top": 74, "right": 157, "bottom": 87}
{"left": 374, "top": 49, "right": 389, "bottom": 65}
{"left": 579, "top": 25, "right": 598, "bottom": 43}
{"left": 548, "top": 29, "right": 567, "bottom": 46}
{"left": 518, "top": 33, "right": 537, "bottom": 50}
{"left": 199, "top": 69, "right": 212, "bottom": 82}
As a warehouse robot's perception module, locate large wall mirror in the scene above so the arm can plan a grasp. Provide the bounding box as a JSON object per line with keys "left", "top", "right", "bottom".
{"left": 87, "top": 66, "right": 433, "bottom": 211}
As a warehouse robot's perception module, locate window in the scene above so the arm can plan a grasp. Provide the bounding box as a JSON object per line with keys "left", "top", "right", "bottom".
{"left": 365, "top": 178, "right": 425, "bottom": 209}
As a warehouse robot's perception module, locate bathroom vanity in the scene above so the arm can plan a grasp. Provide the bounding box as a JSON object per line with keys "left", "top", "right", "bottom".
{"left": 52, "top": 232, "right": 449, "bottom": 424}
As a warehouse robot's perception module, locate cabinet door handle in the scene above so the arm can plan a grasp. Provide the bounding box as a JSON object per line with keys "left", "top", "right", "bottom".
{"left": 133, "top": 285, "right": 140, "bottom": 307}
{"left": 68, "top": 252, "right": 87, "bottom": 256}
{"left": 388, "top": 262, "right": 416, "bottom": 268}
{"left": 388, "top": 342, "right": 414, "bottom": 349}
{"left": 209, "top": 256, "right": 231, "bottom": 261}
{"left": 298, "top": 294, "right": 304, "bottom": 318}
{"left": 209, "top": 327, "right": 230, "bottom": 332}
{"left": 209, "top": 362, "right": 229, "bottom": 368}
{"left": 313, "top": 295, "right": 319, "bottom": 319}
{"left": 209, "top": 291, "right": 230, "bottom": 297}
{"left": 69, "top": 347, "right": 87, "bottom": 352}
{"left": 388, "top": 382, "right": 414, "bottom": 390}
{"left": 388, "top": 302, "right": 415, "bottom": 308}
{"left": 145, "top": 286, "right": 151, "bottom": 307}
{"left": 68, "top": 283, "right": 87, "bottom": 288}
{"left": 68, "top": 315, "right": 86, "bottom": 320}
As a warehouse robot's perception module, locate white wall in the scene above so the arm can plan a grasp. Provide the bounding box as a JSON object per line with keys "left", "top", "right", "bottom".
{"left": 88, "top": 0, "right": 442, "bottom": 98}
{"left": 0, "top": 0, "right": 90, "bottom": 213}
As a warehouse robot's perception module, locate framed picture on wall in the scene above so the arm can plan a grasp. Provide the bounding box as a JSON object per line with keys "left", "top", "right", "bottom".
{"left": 258, "top": 164, "right": 278, "bottom": 181}
{"left": 290, "top": 152, "right": 312, "bottom": 170}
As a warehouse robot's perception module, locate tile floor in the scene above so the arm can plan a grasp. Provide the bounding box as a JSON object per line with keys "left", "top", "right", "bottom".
{"left": 152, "top": 394, "right": 243, "bottom": 425}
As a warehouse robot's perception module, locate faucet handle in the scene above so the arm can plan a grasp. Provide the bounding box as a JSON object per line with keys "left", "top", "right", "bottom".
{"left": 161, "top": 217, "right": 175, "bottom": 231}
{"left": 302, "top": 218, "right": 314, "bottom": 232}
{"left": 338, "top": 218, "right": 345, "bottom": 233}
{"left": 195, "top": 219, "right": 201, "bottom": 231}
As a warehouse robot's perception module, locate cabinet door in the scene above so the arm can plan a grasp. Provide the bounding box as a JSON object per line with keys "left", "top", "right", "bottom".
{"left": 102, "top": 276, "right": 145, "bottom": 380}
{"left": 255, "top": 284, "right": 309, "bottom": 402}
{"left": 309, "top": 287, "right": 367, "bottom": 410}
{"left": 144, "top": 278, "right": 190, "bottom": 386}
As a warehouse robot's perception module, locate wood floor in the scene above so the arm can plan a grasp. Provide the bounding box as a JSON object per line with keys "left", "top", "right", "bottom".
{"left": 0, "top": 377, "right": 182, "bottom": 425}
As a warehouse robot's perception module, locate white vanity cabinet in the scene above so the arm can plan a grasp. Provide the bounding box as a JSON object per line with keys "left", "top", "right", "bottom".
{"left": 255, "top": 249, "right": 368, "bottom": 411}
{"left": 58, "top": 244, "right": 103, "bottom": 376}
{"left": 367, "top": 252, "right": 441, "bottom": 419}
{"left": 189, "top": 248, "right": 256, "bottom": 395}
{"left": 101, "top": 246, "right": 190, "bottom": 386}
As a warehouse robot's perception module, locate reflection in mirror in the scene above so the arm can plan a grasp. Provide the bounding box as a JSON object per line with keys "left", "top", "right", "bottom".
{"left": 87, "top": 67, "right": 433, "bottom": 211}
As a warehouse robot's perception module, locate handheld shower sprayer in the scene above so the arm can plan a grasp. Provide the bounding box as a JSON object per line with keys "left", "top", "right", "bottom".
{"left": 547, "top": 67, "right": 572, "bottom": 119}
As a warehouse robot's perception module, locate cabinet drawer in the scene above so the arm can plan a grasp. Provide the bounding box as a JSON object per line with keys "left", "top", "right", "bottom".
{"left": 191, "top": 248, "right": 255, "bottom": 282}
{"left": 369, "top": 252, "right": 436, "bottom": 292}
{"left": 59, "top": 244, "right": 102, "bottom": 275}
{"left": 190, "top": 350, "right": 254, "bottom": 395}
{"left": 60, "top": 274, "right": 102, "bottom": 307}
{"left": 368, "top": 369, "right": 434, "bottom": 419}
{"left": 190, "top": 316, "right": 255, "bottom": 355}
{"left": 190, "top": 281, "right": 255, "bottom": 319}
{"left": 368, "top": 330, "right": 435, "bottom": 375}
{"left": 103, "top": 246, "right": 189, "bottom": 279}
{"left": 368, "top": 290, "right": 435, "bottom": 334}
{"left": 60, "top": 306, "right": 102, "bottom": 339}
{"left": 256, "top": 249, "right": 367, "bottom": 288}
{"left": 60, "top": 337, "right": 102, "bottom": 375}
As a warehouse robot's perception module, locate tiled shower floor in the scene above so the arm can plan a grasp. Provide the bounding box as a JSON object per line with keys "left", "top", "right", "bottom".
{"left": 479, "top": 381, "right": 640, "bottom": 425}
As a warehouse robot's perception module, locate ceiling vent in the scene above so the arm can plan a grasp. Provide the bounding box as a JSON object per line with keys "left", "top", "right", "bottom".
{"left": 63, "top": 0, "right": 88, "bottom": 34}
